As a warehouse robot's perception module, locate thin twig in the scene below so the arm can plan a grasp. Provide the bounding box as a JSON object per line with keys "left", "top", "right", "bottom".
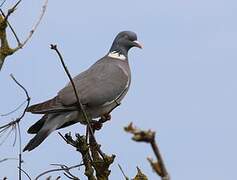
{"left": 35, "top": 164, "right": 83, "bottom": 180}
{"left": 0, "top": 9, "right": 21, "bottom": 46}
{"left": 18, "top": 167, "right": 32, "bottom": 180}
{"left": 0, "top": 0, "right": 22, "bottom": 45}
{"left": 0, "top": 75, "right": 30, "bottom": 180}
{"left": 1, "top": 100, "right": 27, "bottom": 117}
{"left": 12, "top": 123, "right": 17, "bottom": 146}
{"left": 118, "top": 164, "right": 129, "bottom": 180}
{"left": 17, "top": 123, "right": 22, "bottom": 180}
{"left": 58, "top": 132, "right": 78, "bottom": 148}
{"left": 51, "top": 163, "right": 81, "bottom": 180}
{"left": 62, "top": 133, "right": 96, "bottom": 180}
{"left": 1, "top": 0, "right": 22, "bottom": 21}
{"left": 0, "top": 157, "right": 18, "bottom": 163}
{"left": 17, "top": 0, "right": 48, "bottom": 50}
{"left": 10, "top": 74, "right": 31, "bottom": 120}
{"left": 0, "top": 0, "right": 7, "bottom": 7}
{"left": 0, "top": 125, "right": 14, "bottom": 145}
{"left": 0, "top": 74, "right": 31, "bottom": 130}
{"left": 50, "top": 44, "right": 105, "bottom": 160}
{"left": 0, "top": 0, "right": 48, "bottom": 70}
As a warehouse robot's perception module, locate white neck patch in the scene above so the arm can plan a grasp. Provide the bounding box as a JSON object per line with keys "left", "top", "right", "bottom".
{"left": 108, "top": 51, "right": 126, "bottom": 60}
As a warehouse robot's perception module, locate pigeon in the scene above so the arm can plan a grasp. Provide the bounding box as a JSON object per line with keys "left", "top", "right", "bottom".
{"left": 23, "top": 31, "right": 142, "bottom": 151}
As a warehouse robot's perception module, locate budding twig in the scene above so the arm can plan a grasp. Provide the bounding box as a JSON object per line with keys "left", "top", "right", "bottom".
{"left": 125, "top": 123, "right": 170, "bottom": 180}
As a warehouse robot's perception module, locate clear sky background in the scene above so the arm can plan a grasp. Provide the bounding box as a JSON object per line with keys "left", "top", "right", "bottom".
{"left": 0, "top": 0, "right": 237, "bottom": 179}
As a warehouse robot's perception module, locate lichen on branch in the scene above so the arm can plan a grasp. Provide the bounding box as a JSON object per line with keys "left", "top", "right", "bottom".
{"left": 0, "top": 0, "right": 49, "bottom": 70}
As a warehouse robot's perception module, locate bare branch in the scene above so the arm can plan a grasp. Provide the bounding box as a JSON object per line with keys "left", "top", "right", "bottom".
{"left": 0, "top": 0, "right": 22, "bottom": 70}
{"left": 118, "top": 164, "right": 129, "bottom": 180}
{"left": 18, "top": 0, "right": 49, "bottom": 49}
{"left": 0, "top": 75, "right": 30, "bottom": 180}
{"left": 17, "top": 123, "right": 22, "bottom": 180}
{"left": 1, "top": 100, "right": 27, "bottom": 117}
{"left": 0, "top": 0, "right": 48, "bottom": 70}
{"left": 51, "top": 163, "right": 81, "bottom": 180}
{"left": 89, "top": 132, "right": 115, "bottom": 179}
{"left": 0, "top": 157, "right": 18, "bottom": 163}
{"left": 0, "top": 0, "right": 7, "bottom": 7}
{"left": 10, "top": 74, "right": 31, "bottom": 120}
{"left": 61, "top": 133, "right": 96, "bottom": 180}
{"left": 0, "top": 3, "right": 21, "bottom": 46}
{"left": 125, "top": 123, "right": 170, "bottom": 180}
{"left": 0, "top": 75, "right": 30, "bottom": 132}
{"left": 18, "top": 167, "right": 32, "bottom": 180}
{"left": 35, "top": 163, "right": 83, "bottom": 180}
{"left": 3, "top": 0, "right": 22, "bottom": 21}
{"left": 50, "top": 44, "right": 106, "bottom": 160}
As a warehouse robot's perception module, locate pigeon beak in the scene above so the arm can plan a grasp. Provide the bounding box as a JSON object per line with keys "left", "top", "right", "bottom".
{"left": 133, "top": 40, "right": 143, "bottom": 49}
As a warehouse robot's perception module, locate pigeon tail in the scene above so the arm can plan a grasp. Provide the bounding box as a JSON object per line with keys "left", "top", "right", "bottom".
{"left": 27, "top": 115, "right": 48, "bottom": 134}
{"left": 24, "top": 114, "right": 59, "bottom": 151}
{"left": 23, "top": 128, "right": 52, "bottom": 152}
{"left": 24, "top": 113, "right": 75, "bottom": 151}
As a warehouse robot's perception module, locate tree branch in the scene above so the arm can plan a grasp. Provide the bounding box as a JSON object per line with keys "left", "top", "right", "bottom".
{"left": 0, "top": 0, "right": 48, "bottom": 70}
{"left": 0, "top": 74, "right": 30, "bottom": 180}
{"left": 62, "top": 133, "right": 96, "bottom": 180}
{"left": 18, "top": 0, "right": 48, "bottom": 50}
{"left": 118, "top": 164, "right": 129, "bottom": 180}
{"left": 89, "top": 131, "right": 115, "bottom": 180}
{"left": 50, "top": 44, "right": 105, "bottom": 160}
{"left": 35, "top": 163, "right": 83, "bottom": 180}
{"left": 125, "top": 123, "right": 170, "bottom": 180}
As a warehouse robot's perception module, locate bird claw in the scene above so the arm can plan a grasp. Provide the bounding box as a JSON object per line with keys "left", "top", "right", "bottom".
{"left": 91, "top": 122, "right": 103, "bottom": 131}
{"left": 91, "top": 113, "right": 111, "bottom": 131}
{"left": 100, "top": 113, "right": 111, "bottom": 122}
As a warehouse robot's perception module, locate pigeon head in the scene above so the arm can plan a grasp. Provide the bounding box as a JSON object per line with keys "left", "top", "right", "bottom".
{"left": 109, "top": 31, "right": 142, "bottom": 57}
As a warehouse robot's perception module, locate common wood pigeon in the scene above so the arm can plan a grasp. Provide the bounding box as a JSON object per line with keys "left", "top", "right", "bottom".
{"left": 23, "top": 31, "right": 142, "bottom": 151}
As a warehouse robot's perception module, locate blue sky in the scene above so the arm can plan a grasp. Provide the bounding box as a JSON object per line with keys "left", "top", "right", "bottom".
{"left": 1, "top": 0, "right": 237, "bottom": 179}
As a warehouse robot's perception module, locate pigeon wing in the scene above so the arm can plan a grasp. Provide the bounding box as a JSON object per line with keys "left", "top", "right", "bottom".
{"left": 58, "top": 61, "right": 129, "bottom": 107}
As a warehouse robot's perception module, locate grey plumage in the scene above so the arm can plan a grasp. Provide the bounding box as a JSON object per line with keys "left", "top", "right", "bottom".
{"left": 23, "top": 31, "right": 142, "bottom": 151}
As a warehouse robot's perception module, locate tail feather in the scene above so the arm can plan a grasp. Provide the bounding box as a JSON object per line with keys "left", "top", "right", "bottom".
{"left": 24, "top": 113, "right": 74, "bottom": 151}
{"left": 24, "top": 114, "right": 59, "bottom": 152}
{"left": 23, "top": 129, "right": 52, "bottom": 152}
{"left": 27, "top": 115, "right": 48, "bottom": 134}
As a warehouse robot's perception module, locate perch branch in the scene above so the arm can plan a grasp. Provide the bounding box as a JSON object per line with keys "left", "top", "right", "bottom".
{"left": 62, "top": 133, "right": 96, "bottom": 180}
{"left": 50, "top": 44, "right": 105, "bottom": 160}
{"left": 89, "top": 132, "right": 115, "bottom": 179}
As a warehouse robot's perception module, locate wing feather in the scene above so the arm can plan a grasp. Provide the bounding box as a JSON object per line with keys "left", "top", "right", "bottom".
{"left": 58, "top": 62, "right": 129, "bottom": 107}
